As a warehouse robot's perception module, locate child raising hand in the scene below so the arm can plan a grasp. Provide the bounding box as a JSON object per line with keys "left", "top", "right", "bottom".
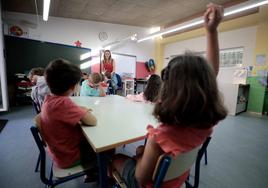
{"left": 111, "top": 4, "right": 227, "bottom": 188}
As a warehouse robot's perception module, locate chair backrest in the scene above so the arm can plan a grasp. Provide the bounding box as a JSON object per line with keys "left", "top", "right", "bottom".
{"left": 187, "top": 137, "right": 211, "bottom": 188}
{"left": 115, "top": 74, "right": 122, "bottom": 88}
{"left": 32, "top": 100, "right": 41, "bottom": 114}
{"left": 152, "top": 146, "right": 199, "bottom": 188}
{"left": 153, "top": 137, "right": 212, "bottom": 188}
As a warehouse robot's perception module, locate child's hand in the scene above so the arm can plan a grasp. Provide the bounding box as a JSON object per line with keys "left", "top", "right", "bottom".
{"left": 204, "top": 3, "right": 223, "bottom": 32}
{"left": 80, "top": 106, "right": 93, "bottom": 112}
{"left": 87, "top": 108, "right": 93, "bottom": 112}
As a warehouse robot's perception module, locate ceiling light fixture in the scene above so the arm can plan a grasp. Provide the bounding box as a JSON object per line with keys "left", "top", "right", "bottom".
{"left": 137, "top": 0, "right": 268, "bottom": 42}
{"left": 43, "top": 0, "right": 51, "bottom": 21}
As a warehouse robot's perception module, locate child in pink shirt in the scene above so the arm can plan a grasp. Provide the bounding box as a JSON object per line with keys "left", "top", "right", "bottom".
{"left": 38, "top": 59, "right": 97, "bottom": 169}
{"left": 126, "top": 74, "right": 162, "bottom": 103}
{"left": 111, "top": 4, "right": 227, "bottom": 188}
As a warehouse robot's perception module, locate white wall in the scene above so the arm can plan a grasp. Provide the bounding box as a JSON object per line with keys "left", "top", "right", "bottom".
{"left": 164, "top": 26, "right": 257, "bottom": 83}
{"left": 3, "top": 11, "right": 154, "bottom": 62}
{"left": 0, "top": 3, "right": 8, "bottom": 111}
{"left": 164, "top": 26, "right": 257, "bottom": 115}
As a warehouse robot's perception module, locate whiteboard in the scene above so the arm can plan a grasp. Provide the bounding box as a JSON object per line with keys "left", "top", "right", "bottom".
{"left": 101, "top": 52, "right": 136, "bottom": 78}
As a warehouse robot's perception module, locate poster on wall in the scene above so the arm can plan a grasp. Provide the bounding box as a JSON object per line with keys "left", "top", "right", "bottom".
{"left": 256, "top": 54, "right": 266, "bottom": 66}
{"left": 8, "top": 25, "right": 29, "bottom": 38}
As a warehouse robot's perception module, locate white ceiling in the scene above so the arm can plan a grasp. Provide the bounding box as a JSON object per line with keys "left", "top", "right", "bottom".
{"left": 3, "top": 0, "right": 240, "bottom": 27}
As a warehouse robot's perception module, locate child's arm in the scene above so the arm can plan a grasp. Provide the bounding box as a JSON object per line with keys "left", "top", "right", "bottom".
{"left": 204, "top": 3, "right": 223, "bottom": 76}
{"left": 80, "top": 107, "right": 97, "bottom": 126}
{"left": 135, "top": 137, "right": 163, "bottom": 186}
{"left": 99, "top": 85, "right": 106, "bottom": 97}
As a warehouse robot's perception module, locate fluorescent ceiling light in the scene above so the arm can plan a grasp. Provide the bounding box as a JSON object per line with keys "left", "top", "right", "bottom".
{"left": 224, "top": 0, "right": 268, "bottom": 16}
{"left": 149, "top": 27, "right": 161, "bottom": 34}
{"left": 137, "top": 0, "right": 268, "bottom": 42}
{"left": 43, "top": 0, "right": 51, "bottom": 21}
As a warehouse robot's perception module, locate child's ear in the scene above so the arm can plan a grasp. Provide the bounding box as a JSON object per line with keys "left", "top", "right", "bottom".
{"left": 70, "top": 85, "right": 76, "bottom": 91}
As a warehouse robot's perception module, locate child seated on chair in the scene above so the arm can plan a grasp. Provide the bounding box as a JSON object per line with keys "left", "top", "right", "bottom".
{"left": 126, "top": 74, "right": 162, "bottom": 103}
{"left": 80, "top": 73, "right": 106, "bottom": 97}
{"left": 28, "top": 67, "right": 50, "bottom": 110}
{"left": 111, "top": 4, "right": 227, "bottom": 188}
{"left": 39, "top": 58, "right": 97, "bottom": 172}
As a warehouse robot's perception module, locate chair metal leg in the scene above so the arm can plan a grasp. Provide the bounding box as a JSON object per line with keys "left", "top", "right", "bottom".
{"left": 35, "top": 154, "right": 41, "bottom": 172}
{"left": 204, "top": 149, "right": 208, "bottom": 165}
{"left": 97, "top": 152, "right": 108, "bottom": 188}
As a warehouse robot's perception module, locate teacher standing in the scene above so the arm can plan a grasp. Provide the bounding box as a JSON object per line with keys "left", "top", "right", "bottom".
{"left": 101, "top": 50, "right": 116, "bottom": 74}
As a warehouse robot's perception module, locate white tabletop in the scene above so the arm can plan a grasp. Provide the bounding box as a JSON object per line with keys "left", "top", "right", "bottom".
{"left": 71, "top": 95, "right": 158, "bottom": 153}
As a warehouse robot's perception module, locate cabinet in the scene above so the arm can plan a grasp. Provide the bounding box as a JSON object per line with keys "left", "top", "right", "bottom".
{"left": 218, "top": 83, "right": 250, "bottom": 115}
{"left": 236, "top": 84, "right": 250, "bottom": 114}
{"left": 122, "top": 79, "right": 134, "bottom": 96}
{"left": 14, "top": 74, "right": 33, "bottom": 105}
{"left": 134, "top": 79, "right": 147, "bottom": 94}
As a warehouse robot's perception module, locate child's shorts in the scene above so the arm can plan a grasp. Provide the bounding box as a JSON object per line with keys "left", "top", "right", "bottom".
{"left": 122, "top": 159, "right": 139, "bottom": 188}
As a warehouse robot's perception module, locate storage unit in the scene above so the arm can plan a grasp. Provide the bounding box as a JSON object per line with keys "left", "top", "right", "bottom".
{"left": 218, "top": 83, "right": 250, "bottom": 115}
{"left": 122, "top": 79, "right": 134, "bottom": 96}
{"left": 236, "top": 84, "right": 250, "bottom": 114}
{"left": 134, "top": 79, "right": 147, "bottom": 94}
{"left": 14, "top": 74, "right": 32, "bottom": 105}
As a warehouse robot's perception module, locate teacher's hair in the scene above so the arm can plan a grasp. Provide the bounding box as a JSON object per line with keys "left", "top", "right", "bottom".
{"left": 103, "top": 50, "right": 112, "bottom": 61}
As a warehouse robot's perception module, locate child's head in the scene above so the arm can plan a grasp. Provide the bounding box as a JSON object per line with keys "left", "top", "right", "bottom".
{"left": 45, "top": 59, "right": 82, "bottom": 95}
{"left": 82, "top": 72, "right": 89, "bottom": 80}
{"left": 28, "top": 67, "right": 44, "bottom": 84}
{"left": 144, "top": 74, "right": 162, "bottom": 102}
{"left": 154, "top": 53, "right": 227, "bottom": 128}
{"left": 89, "top": 73, "right": 102, "bottom": 87}
{"left": 104, "top": 72, "right": 112, "bottom": 79}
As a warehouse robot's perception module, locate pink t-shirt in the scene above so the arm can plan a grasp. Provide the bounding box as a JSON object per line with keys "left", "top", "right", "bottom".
{"left": 40, "top": 95, "right": 87, "bottom": 168}
{"left": 145, "top": 124, "right": 213, "bottom": 188}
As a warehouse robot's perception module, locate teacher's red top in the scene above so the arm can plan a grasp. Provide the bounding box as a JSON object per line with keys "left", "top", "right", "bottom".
{"left": 103, "top": 59, "right": 114, "bottom": 73}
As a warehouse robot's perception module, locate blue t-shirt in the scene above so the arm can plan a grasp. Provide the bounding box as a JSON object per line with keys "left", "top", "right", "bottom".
{"left": 80, "top": 80, "right": 100, "bottom": 96}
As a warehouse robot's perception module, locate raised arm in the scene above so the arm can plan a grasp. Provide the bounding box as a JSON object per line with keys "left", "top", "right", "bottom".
{"left": 204, "top": 3, "right": 223, "bottom": 76}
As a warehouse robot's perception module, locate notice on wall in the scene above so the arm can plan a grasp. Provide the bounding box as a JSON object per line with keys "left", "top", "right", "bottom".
{"left": 256, "top": 54, "right": 266, "bottom": 66}
{"left": 233, "top": 68, "right": 248, "bottom": 84}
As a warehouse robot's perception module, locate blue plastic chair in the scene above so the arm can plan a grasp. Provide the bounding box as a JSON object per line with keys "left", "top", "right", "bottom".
{"left": 31, "top": 100, "right": 41, "bottom": 173}
{"left": 153, "top": 137, "right": 211, "bottom": 188}
{"left": 30, "top": 125, "right": 94, "bottom": 188}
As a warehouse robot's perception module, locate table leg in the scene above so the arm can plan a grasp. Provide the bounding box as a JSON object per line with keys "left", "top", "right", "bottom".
{"left": 97, "top": 152, "right": 108, "bottom": 188}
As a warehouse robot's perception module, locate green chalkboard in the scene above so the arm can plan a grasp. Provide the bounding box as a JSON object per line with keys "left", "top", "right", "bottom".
{"left": 4, "top": 36, "right": 91, "bottom": 82}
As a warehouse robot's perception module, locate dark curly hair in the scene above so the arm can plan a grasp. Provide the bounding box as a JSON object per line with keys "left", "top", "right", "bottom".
{"left": 45, "top": 59, "right": 81, "bottom": 95}
{"left": 154, "top": 53, "right": 227, "bottom": 129}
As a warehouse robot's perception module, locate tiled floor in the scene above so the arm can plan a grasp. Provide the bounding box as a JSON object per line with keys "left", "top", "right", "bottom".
{"left": 0, "top": 105, "right": 267, "bottom": 188}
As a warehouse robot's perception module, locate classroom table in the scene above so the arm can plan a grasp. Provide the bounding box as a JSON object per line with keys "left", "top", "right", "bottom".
{"left": 71, "top": 95, "right": 158, "bottom": 188}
